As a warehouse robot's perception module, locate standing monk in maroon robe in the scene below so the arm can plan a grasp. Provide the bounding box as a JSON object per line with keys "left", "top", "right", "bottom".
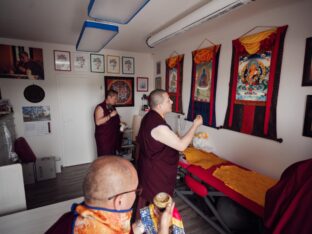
{"left": 136, "top": 89, "right": 203, "bottom": 212}
{"left": 94, "top": 89, "right": 121, "bottom": 156}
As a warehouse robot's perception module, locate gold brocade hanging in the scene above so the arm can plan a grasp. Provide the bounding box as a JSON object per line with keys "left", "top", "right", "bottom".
{"left": 239, "top": 28, "right": 276, "bottom": 54}
{"left": 167, "top": 55, "right": 183, "bottom": 68}
{"left": 193, "top": 45, "right": 220, "bottom": 64}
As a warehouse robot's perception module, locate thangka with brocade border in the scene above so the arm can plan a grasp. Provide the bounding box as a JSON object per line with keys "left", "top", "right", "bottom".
{"left": 223, "top": 25, "right": 288, "bottom": 142}
{"left": 186, "top": 45, "right": 221, "bottom": 127}
{"left": 166, "top": 54, "right": 184, "bottom": 114}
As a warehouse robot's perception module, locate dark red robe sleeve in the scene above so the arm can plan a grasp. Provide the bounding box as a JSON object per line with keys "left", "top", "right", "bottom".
{"left": 264, "top": 158, "right": 312, "bottom": 234}
{"left": 45, "top": 212, "right": 75, "bottom": 234}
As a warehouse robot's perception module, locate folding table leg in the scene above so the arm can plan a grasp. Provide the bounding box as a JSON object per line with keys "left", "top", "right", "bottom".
{"left": 175, "top": 189, "right": 232, "bottom": 234}
{"left": 204, "top": 197, "right": 232, "bottom": 233}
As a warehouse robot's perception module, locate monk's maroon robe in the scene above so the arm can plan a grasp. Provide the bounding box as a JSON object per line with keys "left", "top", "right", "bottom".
{"left": 94, "top": 101, "right": 120, "bottom": 156}
{"left": 45, "top": 212, "right": 74, "bottom": 234}
{"left": 137, "top": 110, "right": 179, "bottom": 202}
{"left": 264, "top": 158, "right": 312, "bottom": 234}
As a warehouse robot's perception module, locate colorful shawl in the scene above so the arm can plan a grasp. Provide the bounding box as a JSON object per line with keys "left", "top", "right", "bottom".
{"left": 140, "top": 204, "right": 185, "bottom": 234}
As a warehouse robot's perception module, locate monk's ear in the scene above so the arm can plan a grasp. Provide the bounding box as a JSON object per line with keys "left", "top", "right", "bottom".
{"left": 113, "top": 195, "right": 123, "bottom": 210}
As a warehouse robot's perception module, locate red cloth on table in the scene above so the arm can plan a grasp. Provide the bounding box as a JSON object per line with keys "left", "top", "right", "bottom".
{"left": 14, "top": 137, "right": 37, "bottom": 163}
{"left": 137, "top": 110, "right": 179, "bottom": 202}
{"left": 94, "top": 101, "right": 121, "bottom": 156}
{"left": 264, "top": 158, "right": 312, "bottom": 234}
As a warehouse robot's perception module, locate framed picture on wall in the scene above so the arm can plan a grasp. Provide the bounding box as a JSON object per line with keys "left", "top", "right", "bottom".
{"left": 54, "top": 50, "right": 71, "bottom": 71}
{"left": 0, "top": 44, "right": 45, "bottom": 79}
{"left": 122, "top": 56, "right": 135, "bottom": 74}
{"left": 105, "top": 76, "right": 134, "bottom": 107}
{"left": 137, "top": 77, "right": 148, "bottom": 92}
{"left": 107, "top": 55, "right": 120, "bottom": 74}
{"left": 155, "top": 76, "right": 161, "bottom": 89}
{"left": 72, "top": 52, "right": 89, "bottom": 72}
{"left": 156, "top": 61, "right": 161, "bottom": 75}
{"left": 303, "top": 95, "right": 312, "bottom": 137}
{"left": 90, "top": 54, "right": 104, "bottom": 73}
{"left": 302, "top": 37, "right": 312, "bottom": 86}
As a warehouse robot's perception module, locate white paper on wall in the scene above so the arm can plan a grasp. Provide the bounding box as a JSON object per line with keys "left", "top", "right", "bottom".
{"left": 22, "top": 105, "right": 51, "bottom": 136}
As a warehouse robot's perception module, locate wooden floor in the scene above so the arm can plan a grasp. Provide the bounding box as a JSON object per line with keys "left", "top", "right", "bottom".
{"left": 24, "top": 163, "right": 256, "bottom": 234}
{"left": 25, "top": 163, "right": 89, "bottom": 209}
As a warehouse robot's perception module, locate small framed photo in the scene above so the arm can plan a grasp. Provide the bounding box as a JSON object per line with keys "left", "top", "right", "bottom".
{"left": 137, "top": 77, "right": 148, "bottom": 92}
{"left": 54, "top": 50, "right": 71, "bottom": 71}
{"left": 303, "top": 95, "right": 312, "bottom": 137}
{"left": 302, "top": 37, "right": 312, "bottom": 86}
{"left": 107, "top": 55, "right": 120, "bottom": 74}
{"left": 155, "top": 76, "right": 162, "bottom": 89}
{"left": 90, "top": 54, "right": 104, "bottom": 73}
{"left": 72, "top": 52, "right": 89, "bottom": 72}
{"left": 156, "top": 61, "right": 161, "bottom": 75}
{"left": 122, "top": 56, "right": 135, "bottom": 74}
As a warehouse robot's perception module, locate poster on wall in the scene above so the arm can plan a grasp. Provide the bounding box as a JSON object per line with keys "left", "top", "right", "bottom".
{"left": 0, "top": 44, "right": 44, "bottom": 80}
{"left": 223, "top": 25, "right": 288, "bottom": 142}
{"left": 72, "top": 52, "right": 89, "bottom": 72}
{"left": 302, "top": 37, "right": 312, "bottom": 86}
{"left": 104, "top": 76, "right": 134, "bottom": 107}
{"left": 303, "top": 95, "right": 312, "bottom": 137}
{"left": 186, "top": 45, "right": 221, "bottom": 127}
{"left": 90, "top": 54, "right": 104, "bottom": 73}
{"left": 22, "top": 106, "right": 51, "bottom": 136}
{"left": 122, "top": 56, "right": 135, "bottom": 74}
{"left": 166, "top": 54, "right": 184, "bottom": 114}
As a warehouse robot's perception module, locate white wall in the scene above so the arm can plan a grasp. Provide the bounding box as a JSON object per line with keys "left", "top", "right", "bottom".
{"left": 0, "top": 38, "right": 153, "bottom": 166}
{"left": 1, "top": 0, "right": 311, "bottom": 179}
{"left": 152, "top": 0, "right": 312, "bottom": 178}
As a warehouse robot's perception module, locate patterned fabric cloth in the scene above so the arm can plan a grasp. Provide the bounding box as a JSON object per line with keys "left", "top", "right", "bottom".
{"left": 73, "top": 203, "right": 132, "bottom": 234}
{"left": 166, "top": 54, "right": 184, "bottom": 114}
{"left": 140, "top": 204, "right": 185, "bottom": 234}
{"left": 186, "top": 45, "right": 221, "bottom": 127}
{"left": 223, "top": 25, "right": 288, "bottom": 141}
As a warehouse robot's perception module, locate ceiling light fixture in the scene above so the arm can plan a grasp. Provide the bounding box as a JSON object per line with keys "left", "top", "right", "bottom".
{"left": 146, "top": 0, "right": 254, "bottom": 48}
{"left": 76, "top": 20, "right": 118, "bottom": 52}
{"left": 88, "top": 0, "right": 150, "bottom": 24}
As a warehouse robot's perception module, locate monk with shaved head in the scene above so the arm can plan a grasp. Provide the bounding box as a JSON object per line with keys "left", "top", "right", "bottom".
{"left": 136, "top": 89, "right": 203, "bottom": 214}
{"left": 46, "top": 156, "right": 173, "bottom": 234}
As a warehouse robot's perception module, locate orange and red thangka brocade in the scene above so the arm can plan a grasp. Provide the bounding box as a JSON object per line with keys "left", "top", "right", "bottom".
{"left": 73, "top": 204, "right": 132, "bottom": 234}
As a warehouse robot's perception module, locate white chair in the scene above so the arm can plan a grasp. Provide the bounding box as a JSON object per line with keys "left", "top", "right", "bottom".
{"left": 0, "top": 163, "right": 26, "bottom": 216}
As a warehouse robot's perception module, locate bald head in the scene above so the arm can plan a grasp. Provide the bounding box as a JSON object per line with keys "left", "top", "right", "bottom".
{"left": 149, "top": 89, "right": 167, "bottom": 109}
{"left": 83, "top": 156, "right": 138, "bottom": 205}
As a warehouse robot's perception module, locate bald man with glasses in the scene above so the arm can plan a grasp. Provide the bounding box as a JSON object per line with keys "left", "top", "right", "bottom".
{"left": 46, "top": 156, "right": 174, "bottom": 234}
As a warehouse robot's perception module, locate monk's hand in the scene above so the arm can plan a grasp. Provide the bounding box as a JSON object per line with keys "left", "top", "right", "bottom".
{"left": 194, "top": 115, "right": 203, "bottom": 127}
{"left": 110, "top": 110, "right": 118, "bottom": 117}
{"left": 158, "top": 202, "right": 175, "bottom": 234}
{"left": 132, "top": 220, "right": 145, "bottom": 234}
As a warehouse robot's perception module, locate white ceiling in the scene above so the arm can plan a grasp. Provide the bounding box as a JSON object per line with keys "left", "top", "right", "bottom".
{"left": 0, "top": 0, "right": 214, "bottom": 53}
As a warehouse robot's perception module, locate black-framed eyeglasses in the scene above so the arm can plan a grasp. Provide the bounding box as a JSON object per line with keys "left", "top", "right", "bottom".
{"left": 107, "top": 188, "right": 143, "bottom": 200}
